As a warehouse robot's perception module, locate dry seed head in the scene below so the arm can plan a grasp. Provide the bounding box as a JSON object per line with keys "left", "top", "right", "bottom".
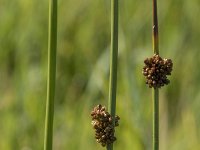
{"left": 91, "top": 104, "right": 120, "bottom": 147}
{"left": 142, "top": 54, "right": 173, "bottom": 88}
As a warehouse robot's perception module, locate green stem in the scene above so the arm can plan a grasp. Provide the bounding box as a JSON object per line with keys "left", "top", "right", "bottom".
{"left": 107, "top": 0, "right": 118, "bottom": 150}
{"left": 152, "top": 89, "right": 159, "bottom": 150}
{"left": 44, "top": 0, "right": 57, "bottom": 150}
{"left": 152, "top": 0, "right": 159, "bottom": 150}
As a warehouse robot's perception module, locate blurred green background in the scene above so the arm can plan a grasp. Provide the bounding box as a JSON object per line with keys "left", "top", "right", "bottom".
{"left": 1, "top": 0, "right": 200, "bottom": 150}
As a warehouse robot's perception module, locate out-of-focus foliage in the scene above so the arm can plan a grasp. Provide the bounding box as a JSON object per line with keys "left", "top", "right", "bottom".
{"left": 0, "top": 0, "right": 200, "bottom": 150}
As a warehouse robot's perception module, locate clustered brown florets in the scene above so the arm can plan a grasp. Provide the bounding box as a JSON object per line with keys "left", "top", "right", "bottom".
{"left": 142, "top": 54, "right": 173, "bottom": 88}
{"left": 91, "top": 104, "right": 120, "bottom": 147}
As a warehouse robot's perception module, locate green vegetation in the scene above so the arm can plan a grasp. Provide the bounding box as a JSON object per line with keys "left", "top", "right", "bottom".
{"left": 0, "top": 0, "right": 200, "bottom": 150}
{"left": 152, "top": 0, "right": 159, "bottom": 149}
{"left": 44, "top": 0, "right": 57, "bottom": 150}
{"left": 107, "top": 0, "right": 118, "bottom": 149}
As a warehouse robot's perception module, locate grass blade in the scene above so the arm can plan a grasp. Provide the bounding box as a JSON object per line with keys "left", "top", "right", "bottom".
{"left": 152, "top": 0, "right": 159, "bottom": 149}
{"left": 44, "top": 0, "right": 57, "bottom": 150}
{"left": 107, "top": 0, "right": 118, "bottom": 150}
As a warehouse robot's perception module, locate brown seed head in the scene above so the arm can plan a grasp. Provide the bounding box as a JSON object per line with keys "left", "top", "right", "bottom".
{"left": 91, "top": 104, "right": 120, "bottom": 147}
{"left": 142, "top": 54, "right": 173, "bottom": 88}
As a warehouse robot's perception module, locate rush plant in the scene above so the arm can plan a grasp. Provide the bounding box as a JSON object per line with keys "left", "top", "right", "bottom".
{"left": 90, "top": 0, "right": 119, "bottom": 149}
{"left": 142, "top": 0, "right": 173, "bottom": 150}
{"left": 107, "top": 0, "right": 119, "bottom": 150}
{"left": 44, "top": 0, "right": 57, "bottom": 150}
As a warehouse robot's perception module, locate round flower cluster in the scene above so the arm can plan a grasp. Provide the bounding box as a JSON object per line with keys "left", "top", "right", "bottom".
{"left": 142, "top": 54, "right": 173, "bottom": 88}
{"left": 91, "top": 104, "right": 120, "bottom": 147}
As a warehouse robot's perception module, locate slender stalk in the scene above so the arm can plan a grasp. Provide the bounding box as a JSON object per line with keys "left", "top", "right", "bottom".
{"left": 44, "top": 0, "right": 57, "bottom": 150}
{"left": 153, "top": 0, "right": 159, "bottom": 55}
{"left": 107, "top": 0, "right": 118, "bottom": 150}
{"left": 152, "top": 89, "right": 159, "bottom": 150}
{"left": 152, "top": 0, "right": 159, "bottom": 150}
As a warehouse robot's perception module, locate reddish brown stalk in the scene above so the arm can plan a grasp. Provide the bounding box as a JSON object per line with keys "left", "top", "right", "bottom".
{"left": 153, "top": 0, "right": 159, "bottom": 55}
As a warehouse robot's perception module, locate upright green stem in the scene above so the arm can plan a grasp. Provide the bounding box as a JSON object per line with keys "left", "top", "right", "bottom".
{"left": 107, "top": 0, "right": 118, "bottom": 150}
{"left": 152, "top": 89, "right": 159, "bottom": 150}
{"left": 152, "top": 0, "right": 159, "bottom": 150}
{"left": 44, "top": 0, "right": 57, "bottom": 150}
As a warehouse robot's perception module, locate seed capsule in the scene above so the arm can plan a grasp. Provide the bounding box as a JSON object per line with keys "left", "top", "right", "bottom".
{"left": 91, "top": 105, "right": 120, "bottom": 147}
{"left": 142, "top": 54, "right": 173, "bottom": 88}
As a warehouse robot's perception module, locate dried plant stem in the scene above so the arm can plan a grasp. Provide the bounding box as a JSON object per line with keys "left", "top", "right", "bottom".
{"left": 107, "top": 0, "right": 118, "bottom": 150}
{"left": 44, "top": 0, "right": 57, "bottom": 150}
{"left": 152, "top": 0, "right": 159, "bottom": 150}
{"left": 153, "top": 0, "right": 159, "bottom": 55}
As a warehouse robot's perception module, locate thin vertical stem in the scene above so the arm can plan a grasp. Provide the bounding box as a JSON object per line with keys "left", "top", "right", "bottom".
{"left": 44, "top": 0, "right": 57, "bottom": 150}
{"left": 152, "top": 89, "right": 159, "bottom": 150}
{"left": 152, "top": 0, "right": 159, "bottom": 150}
{"left": 107, "top": 0, "right": 118, "bottom": 150}
{"left": 153, "top": 0, "right": 159, "bottom": 55}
